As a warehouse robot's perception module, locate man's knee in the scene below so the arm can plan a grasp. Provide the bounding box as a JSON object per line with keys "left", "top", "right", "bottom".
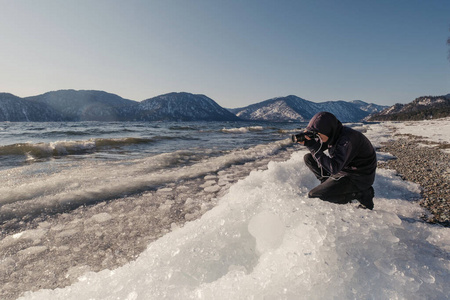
{"left": 303, "top": 153, "right": 313, "bottom": 163}
{"left": 303, "top": 153, "right": 316, "bottom": 168}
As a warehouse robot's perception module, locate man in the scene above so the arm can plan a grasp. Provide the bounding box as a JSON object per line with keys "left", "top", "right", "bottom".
{"left": 298, "top": 111, "right": 377, "bottom": 209}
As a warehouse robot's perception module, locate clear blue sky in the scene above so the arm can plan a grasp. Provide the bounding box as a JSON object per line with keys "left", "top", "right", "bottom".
{"left": 1, "top": 0, "right": 449, "bottom": 107}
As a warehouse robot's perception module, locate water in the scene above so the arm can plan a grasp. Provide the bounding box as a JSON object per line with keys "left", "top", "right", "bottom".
{"left": 0, "top": 121, "right": 304, "bottom": 225}
{"left": 0, "top": 121, "right": 303, "bottom": 170}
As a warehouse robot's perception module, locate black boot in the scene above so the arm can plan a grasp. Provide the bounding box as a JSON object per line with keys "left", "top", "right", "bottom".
{"left": 357, "top": 187, "right": 374, "bottom": 210}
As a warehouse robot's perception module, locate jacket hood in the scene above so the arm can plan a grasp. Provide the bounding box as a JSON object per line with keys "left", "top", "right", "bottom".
{"left": 306, "top": 111, "right": 343, "bottom": 145}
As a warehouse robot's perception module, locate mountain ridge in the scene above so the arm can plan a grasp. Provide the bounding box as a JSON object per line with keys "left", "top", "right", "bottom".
{"left": 0, "top": 89, "right": 394, "bottom": 122}
{"left": 231, "top": 95, "right": 387, "bottom": 122}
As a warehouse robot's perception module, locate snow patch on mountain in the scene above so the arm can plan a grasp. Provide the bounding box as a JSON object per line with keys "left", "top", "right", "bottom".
{"left": 369, "top": 95, "right": 450, "bottom": 121}
{"left": 135, "top": 92, "right": 240, "bottom": 121}
{"left": 234, "top": 96, "right": 385, "bottom": 122}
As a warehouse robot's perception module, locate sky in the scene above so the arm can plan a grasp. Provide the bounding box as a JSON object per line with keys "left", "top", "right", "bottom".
{"left": 0, "top": 0, "right": 449, "bottom": 108}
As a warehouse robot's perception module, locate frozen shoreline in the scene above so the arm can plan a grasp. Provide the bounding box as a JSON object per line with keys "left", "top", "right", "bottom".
{"left": 0, "top": 145, "right": 296, "bottom": 300}
{"left": 1, "top": 119, "right": 449, "bottom": 300}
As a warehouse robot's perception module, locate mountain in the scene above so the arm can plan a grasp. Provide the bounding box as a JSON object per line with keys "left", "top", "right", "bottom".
{"left": 26, "top": 90, "right": 137, "bottom": 121}
{"left": 133, "top": 92, "right": 240, "bottom": 121}
{"left": 231, "top": 95, "right": 385, "bottom": 122}
{"left": 0, "top": 90, "right": 386, "bottom": 122}
{"left": 0, "top": 93, "right": 64, "bottom": 121}
{"left": 230, "top": 96, "right": 317, "bottom": 122}
{"left": 368, "top": 94, "right": 450, "bottom": 121}
{"left": 349, "top": 100, "right": 387, "bottom": 114}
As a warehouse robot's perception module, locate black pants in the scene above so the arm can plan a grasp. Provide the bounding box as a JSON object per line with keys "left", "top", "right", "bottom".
{"left": 304, "top": 153, "right": 361, "bottom": 204}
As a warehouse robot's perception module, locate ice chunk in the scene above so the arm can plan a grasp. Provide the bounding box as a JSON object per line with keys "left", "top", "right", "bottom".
{"left": 89, "top": 212, "right": 113, "bottom": 223}
{"left": 201, "top": 180, "right": 217, "bottom": 188}
{"left": 65, "top": 265, "right": 92, "bottom": 281}
{"left": 18, "top": 246, "right": 47, "bottom": 256}
{"left": 1, "top": 228, "right": 48, "bottom": 248}
{"left": 204, "top": 185, "right": 221, "bottom": 193}
{"left": 248, "top": 211, "right": 285, "bottom": 253}
{"left": 374, "top": 258, "right": 397, "bottom": 275}
{"left": 56, "top": 229, "right": 78, "bottom": 239}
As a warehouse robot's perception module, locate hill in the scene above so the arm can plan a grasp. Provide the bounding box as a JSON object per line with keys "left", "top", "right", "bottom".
{"left": 231, "top": 95, "right": 386, "bottom": 122}
{"left": 26, "top": 90, "right": 137, "bottom": 121}
{"left": 0, "top": 93, "right": 63, "bottom": 121}
{"left": 368, "top": 94, "right": 450, "bottom": 121}
{"left": 133, "top": 92, "right": 240, "bottom": 121}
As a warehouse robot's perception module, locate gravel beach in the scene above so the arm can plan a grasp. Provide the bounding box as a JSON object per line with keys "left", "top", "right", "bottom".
{"left": 379, "top": 134, "right": 450, "bottom": 227}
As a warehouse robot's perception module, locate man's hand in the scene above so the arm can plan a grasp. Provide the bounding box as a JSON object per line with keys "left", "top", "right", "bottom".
{"left": 297, "top": 130, "right": 312, "bottom": 145}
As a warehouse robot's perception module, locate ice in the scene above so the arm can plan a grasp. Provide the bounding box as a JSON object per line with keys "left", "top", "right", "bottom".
{"left": 55, "top": 229, "right": 78, "bottom": 239}
{"left": 18, "top": 246, "right": 47, "bottom": 256}
{"left": 2, "top": 228, "right": 48, "bottom": 250}
{"left": 248, "top": 211, "right": 285, "bottom": 253}
{"left": 0, "top": 139, "right": 292, "bottom": 221}
{"left": 89, "top": 212, "right": 113, "bottom": 223}
{"left": 204, "top": 185, "right": 221, "bottom": 193}
{"left": 376, "top": 151, "right": 396, "bottom": 163}
{"left": 19, "top": 147, "right": 450, "bottom": 300}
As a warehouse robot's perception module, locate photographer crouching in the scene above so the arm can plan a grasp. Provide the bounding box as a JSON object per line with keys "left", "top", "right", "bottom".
{"left": 294, "top": 112, "right": 377, "bottom": 209}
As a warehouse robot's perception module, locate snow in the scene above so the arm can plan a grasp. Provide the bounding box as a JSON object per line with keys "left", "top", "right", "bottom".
{"left": 371, "top": 117, "right": 450, "bottom": 153}
{"left": 18, "top": 119, "right": 450, "bottom": 300}
{"left": 417, "top": 98, "right": 446, "bottom": 106}
{"left": 388, "top": 117, "right": 450, "bottom": 144}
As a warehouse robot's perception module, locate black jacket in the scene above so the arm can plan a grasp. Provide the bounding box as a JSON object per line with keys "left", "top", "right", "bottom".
{"left": 304, "top": 112, "right": 377, "bottom": 189}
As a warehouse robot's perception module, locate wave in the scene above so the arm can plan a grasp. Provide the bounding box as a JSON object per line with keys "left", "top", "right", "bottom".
{"left": 0, "top": 141, "right": 95, "bottom": 158}
{"left": 39, "top": 128, "right": 141, "bottom": 137}
{"left": 0, "top": 137, "right": 159, "bottom": 159}
{"left": 169, "top": 125, "right": 198, "bottom": 131}
{"left": 221, "top": 126, "right": 264, "bottom": 134}
{"left": 278, "top": 128, "right": 301, "bottom": 134}
{"left": 94, "top": 137, "right": 156, "bottom": 147}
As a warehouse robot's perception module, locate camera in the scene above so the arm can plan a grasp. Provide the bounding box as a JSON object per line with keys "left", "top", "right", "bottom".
{"left": 291, "top": 131, "right": 317, "bottom": 143}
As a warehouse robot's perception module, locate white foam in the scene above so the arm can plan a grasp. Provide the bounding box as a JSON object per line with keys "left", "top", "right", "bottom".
{"left": 221, "top": 126, "right": 264, "bottom": 133}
